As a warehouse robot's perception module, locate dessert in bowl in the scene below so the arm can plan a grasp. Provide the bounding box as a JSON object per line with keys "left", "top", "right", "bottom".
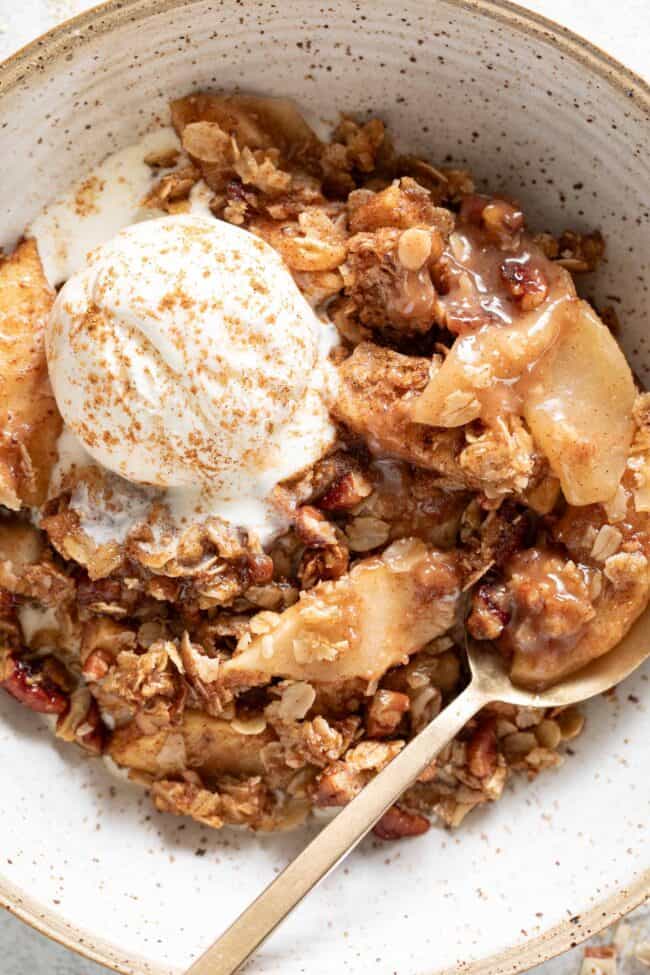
{"left": 0, "top": 2, "right": 649, "bottom": 973}
{"left": 4, "top": 90, "right": 647, "bottom": 837}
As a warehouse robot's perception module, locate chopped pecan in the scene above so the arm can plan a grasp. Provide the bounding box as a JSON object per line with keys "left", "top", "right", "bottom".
{"left": 500, "top": 257, "right": 548, "bottom": 310}
{"left": 0, "top": 652, "right": 68, "bottom": 715}
{"left": 288, "top": 450, "right": 368, "bottom": 507}
{"left": 247, "top": 552, "right": 275, "bottom": 586}
{"left": 461, "top": 500, "right": 535, "bottom": 582}
{"left": 482, "top": 200, "right": 524, "bottom": 245}
{"left": 312, "top": 762, "right": 361, "bottom": 806}
{"left": 467, "top": 583, "right": 510, "bottom": 641}
{"left": 319, "top": 470, "right": 373, "bottom": 511}
{"left": 373, "top": 805, "right": 430, "bottom": 840}
{"left": 312, "top": 739, "right": 403, "bottom": 806}
{"left": 460, "top": 195, "right": 524, "bottom": 247}
{"left": 466, "top": 718, "right": 498, "bottom": 779}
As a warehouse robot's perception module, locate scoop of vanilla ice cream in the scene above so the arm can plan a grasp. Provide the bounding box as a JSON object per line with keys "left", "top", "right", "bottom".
{"left": 45, "top": 214, "right": 338, "bottom": 497}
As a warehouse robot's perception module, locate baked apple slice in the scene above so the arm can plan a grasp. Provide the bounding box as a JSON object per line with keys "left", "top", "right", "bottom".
{"left": 0, "top": 239, "right": 62, "bottom": 509}
{"left": 108, "top": 710, "right": 272, "bottom": 778}
{"left": 222, "top": 539, "right": 460, "bottom": 688}
{"left": 523, "top": 300, "right": 635, "bottom": 506}
{"left": 409, "top": 288, "right": 574, "bottom": 429}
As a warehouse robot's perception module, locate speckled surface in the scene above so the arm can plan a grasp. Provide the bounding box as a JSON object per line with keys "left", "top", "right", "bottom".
{"left": 0, "top": 2, "right": 649, "bottom": 974}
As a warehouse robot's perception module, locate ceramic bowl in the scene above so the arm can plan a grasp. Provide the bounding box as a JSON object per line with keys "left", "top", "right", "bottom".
{"left": 0, "top": 2, "right": 649, "bottom": 973}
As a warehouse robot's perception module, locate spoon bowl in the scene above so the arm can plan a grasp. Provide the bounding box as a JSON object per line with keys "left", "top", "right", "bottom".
{"left": 186, "top": 605, "right": 650, "bottom": 975}
{"left": 470, "top": 604, "right": 650, "bottom": 708}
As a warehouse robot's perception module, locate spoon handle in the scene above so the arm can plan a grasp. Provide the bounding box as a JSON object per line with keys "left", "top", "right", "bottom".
{"left": 185, "top": 682, "right": 485, "bottom": 975}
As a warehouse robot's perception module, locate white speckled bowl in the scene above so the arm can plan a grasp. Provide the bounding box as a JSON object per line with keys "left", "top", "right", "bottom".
{"left": 1, "top": 2, "right": 649, "bottom": 973}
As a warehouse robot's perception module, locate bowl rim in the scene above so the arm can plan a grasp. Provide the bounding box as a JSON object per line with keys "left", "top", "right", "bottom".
{"left": 0, "top": 1, "right": 648, "bottom": 973}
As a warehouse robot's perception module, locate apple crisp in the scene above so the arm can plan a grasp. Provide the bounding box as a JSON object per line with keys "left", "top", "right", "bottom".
{"left": 1, "top": 93, "right": 649, "bottom": 839}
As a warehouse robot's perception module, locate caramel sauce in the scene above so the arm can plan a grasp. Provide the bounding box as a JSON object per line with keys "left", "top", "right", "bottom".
{"left": 411, "top": 214, "right": 577, "bottom": 428}
{"left": 438, "top": 224, "right": 529, "bottom": 332}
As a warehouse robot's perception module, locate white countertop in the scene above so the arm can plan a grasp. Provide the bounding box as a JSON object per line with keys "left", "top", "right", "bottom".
{"left": 0, "top": 1, "right": 647, "bottom": 973}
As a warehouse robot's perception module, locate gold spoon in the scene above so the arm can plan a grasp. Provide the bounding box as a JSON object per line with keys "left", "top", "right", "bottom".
{"left": 186, "top": 606, "right": 650, "bottom": 975}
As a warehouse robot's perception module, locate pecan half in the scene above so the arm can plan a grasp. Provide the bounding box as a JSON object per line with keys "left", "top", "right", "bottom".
{"left": 1, "top": 653, "right": 69, "bottom": 715}
{"left": 319, "top": 471, "right": 373, "bottom": 512}
{"left": 467, "top": 718, "right": 498, "bottom": 779}
{"left": 372, "top": 805, "right": 430, "bottom": 840}
{"left": 466, "top": 582, "right": 511, "bottom": 641}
